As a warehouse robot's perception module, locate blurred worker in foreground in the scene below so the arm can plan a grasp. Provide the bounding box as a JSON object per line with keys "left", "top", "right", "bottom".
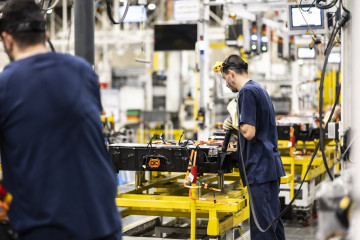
{"left": 221, "top": 55, "right": 286, "bottom": 240}
{"left": 0, "top": 1, "right": 122, "bottom": 239}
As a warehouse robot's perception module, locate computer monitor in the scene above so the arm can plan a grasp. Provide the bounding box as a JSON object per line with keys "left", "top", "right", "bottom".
{"left": 328, "top": 52, "right": 341, "bottom": 63}
{"left": 288, "top": 3, "right": 326, "bottom": 35}
{"left": 154, "top": 24, "right": 197, "bottom": 51}
{"left": 297, "top": 47, "right": 316, "bottom": 59}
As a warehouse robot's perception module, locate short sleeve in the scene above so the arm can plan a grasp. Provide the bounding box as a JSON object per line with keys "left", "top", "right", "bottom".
{"left": 238, "top": 89, "right": 256, "bottom": 127}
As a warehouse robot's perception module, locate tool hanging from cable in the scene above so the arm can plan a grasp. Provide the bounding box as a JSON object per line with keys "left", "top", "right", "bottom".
{"left": 135, "top": 3, "right": 150, "bottom": 64}
{"left": 105, "top": 0, "right": 131, "bottom": 24}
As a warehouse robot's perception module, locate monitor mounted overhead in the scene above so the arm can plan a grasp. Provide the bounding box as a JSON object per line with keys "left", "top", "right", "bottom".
{"left": 154, "top": 24, "right": 197, "bottom": 51}
{"left": 297, "top": 47, "right": 316, "bottom": 59}
{"left": 328, "top": 52, "right": 341, "bottom": 63}
{"left": 287, "top": 3, "right": 327, "bottom": 36}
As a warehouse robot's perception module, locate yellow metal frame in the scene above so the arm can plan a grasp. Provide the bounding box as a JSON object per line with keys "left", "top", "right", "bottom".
{"left": 278, "top": 139, "right": 336, "bottom": 200}
{"left": 282, "top": 151, "right": 335, "bottom": 182}
{"left": 116, "top": 173, "right": 249, "bottom": 238}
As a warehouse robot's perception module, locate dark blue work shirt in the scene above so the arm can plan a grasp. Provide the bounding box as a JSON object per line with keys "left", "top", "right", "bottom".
{"left": 0, "top": 53, "right": 121, "bottom": 238}
{"left": 238, "top": 80, "right": 285, "bottom": 185}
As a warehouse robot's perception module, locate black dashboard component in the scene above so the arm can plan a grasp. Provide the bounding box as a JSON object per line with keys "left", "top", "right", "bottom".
{"left": 277, "top": 124, "right": 320, "bottom": 141}
{"left": 109, "top": 143, "right": 238, "bottom": 175}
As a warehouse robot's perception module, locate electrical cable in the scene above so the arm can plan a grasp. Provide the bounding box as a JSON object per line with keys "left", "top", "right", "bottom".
{"left": 312, "top": 0, "right": 350, "bottom": 183}
{"left": 340, "top": 0, "right": 350, "bottom": 13}
{"left": 43, "top": 0, "right": 60, "bottom": 10}
{"left": 339, "top": 132, "right": 357, "bottom": 161}
{"left": 47, "top": 38, "right": 55, "bottom": 52}
{"left": 295, "top": 0, "right": 323, "bottom": 41}
{"left": 317, "top": 1, "right": 350, "bottom": 179}
{"left": 299, "top": 0, "right": 317, "bottom": 12}
{"left": 237, "top": 81, "right": 341, "bottom": 232}
{"left": 184, "top": 149, "right": 227, "bottom": 204}
{"left": 316, "top": 0, "right": 338, "bottom": 10}
{"left": 318, "top": 39, "right": 340, "bottom": 182}
{"left": 105, "top": 0, "right": 131, "bottom": 24}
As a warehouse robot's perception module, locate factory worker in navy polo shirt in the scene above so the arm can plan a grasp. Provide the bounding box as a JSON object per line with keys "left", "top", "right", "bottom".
{"left": 0, "top": 0, "right": 122, "bottom": 239}
{"left": 221, "top": 54, "right": 286, "bottom": 240}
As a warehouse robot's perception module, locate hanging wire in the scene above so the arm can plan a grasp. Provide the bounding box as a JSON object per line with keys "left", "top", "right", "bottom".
{"left": 105, "top": 0, "right": 131, "bottom": 24}
{"left": 299, "top": 0, "right": 316, "bottom": 12}
{"left": 316, "top": 0, "right": 339, "bottom": 9}
{"left": 295, "top": 0, "right": 323, "bottom": 41}
{"left": 44, "top": 0, "right": 60, "bottom": 10}
{"left": 135, "top": 4, "right": 150, "bottom": 63}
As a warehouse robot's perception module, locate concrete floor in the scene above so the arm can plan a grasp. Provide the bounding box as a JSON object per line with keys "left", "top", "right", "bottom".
{"left": 284, "top": 219, "right": 318, "bottom": 240}
{"left": 239, "top": 218, "right": 318, "bottom": 240}
{"left": 122, "top": 215, "right": 319, "bottom": 239}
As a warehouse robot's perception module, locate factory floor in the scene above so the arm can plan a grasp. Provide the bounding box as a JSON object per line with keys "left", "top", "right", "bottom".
{"left": 284, "top": 219, "right": 318, "bottom": 240}
{"left": 241, "top": 218, "right": 318, "bottom": 240}
{"left": 121, "top": 214, "right": 319, "bottom": 239}
{"left": 119, "top": 173, "right": 319, "bottom": 239}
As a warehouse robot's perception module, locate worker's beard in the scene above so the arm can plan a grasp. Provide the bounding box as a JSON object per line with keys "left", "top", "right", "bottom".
{"left": 3, "top": 42, "right": 15, "bottom": 62}
{"left": 227, "top": 79, "right": 238, "bottom": 93}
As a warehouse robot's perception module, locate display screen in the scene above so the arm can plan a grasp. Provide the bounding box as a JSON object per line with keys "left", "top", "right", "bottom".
{"left": 154, "top": 24, "right": 197, "bottom": 51}
{"left": 297, "top": 47, "right": 316, "bottom": 59}
{"left": 328, "top": 52, "right": 341, "bottom": 63}
{"left": 119, "top": 5, "right": 147, "bottom": 23}
{"left": 290, "top": 5, "right": 323, "bottom": 29}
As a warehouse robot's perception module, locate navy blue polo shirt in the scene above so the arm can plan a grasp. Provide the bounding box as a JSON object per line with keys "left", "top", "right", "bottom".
{"left": 0, "top": 52, "right": 121, "bottom": 238}
{"left": 238, "top": 80, "right": 285, "bottom": 185}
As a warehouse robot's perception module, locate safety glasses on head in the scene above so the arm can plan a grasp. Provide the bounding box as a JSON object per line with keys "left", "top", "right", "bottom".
{"left": 220, "top": 57, "right": 230, "bottom": 73}
{"left": 221, "top": 60, "right": 248, "bottom": 74}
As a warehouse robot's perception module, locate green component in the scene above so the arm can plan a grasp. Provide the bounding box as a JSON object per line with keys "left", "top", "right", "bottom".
{"left": 127, "top": 109, "right": 141, "bottom": 116}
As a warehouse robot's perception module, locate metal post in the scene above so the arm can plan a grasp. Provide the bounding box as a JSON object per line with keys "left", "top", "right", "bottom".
{"left": 61, "top": 0, "right": 67, "bottom": 53}
{"left": 197, "top": 0, "right": 210, "bottom": 140}
{"left": 191, "top": 183, "right": 196, "bottom": 240}
{"left": 350, "top": 0, "right": 360, "bottom": 238}
{"left": 135, "top": 171, "right": 143, "bottom": 189}
{"left": 291, "top": 61, "right": 300, "bottom": 113}
{"left": 50, "top": 10, "right": 55, "bottom": 40}
{"left": 217, "top": 173, "right": 224, "bottom": 191}
{"left": 74, "top": 0, "right": 94, "bottom": 65}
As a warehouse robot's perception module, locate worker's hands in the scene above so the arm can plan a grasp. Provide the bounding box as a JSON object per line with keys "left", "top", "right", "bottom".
{"left": 227, "top": 98, "right": 239, "bottom": 128}
{"left": 223, "top": 117, "right": 233, "bottom": 131}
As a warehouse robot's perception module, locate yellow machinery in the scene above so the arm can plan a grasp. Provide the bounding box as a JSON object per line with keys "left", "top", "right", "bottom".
{"left": 278, "top": 138, "right": 336, "bottom": 224}
{"left": 116, "top": 172, "right": 250, "bottom": 239}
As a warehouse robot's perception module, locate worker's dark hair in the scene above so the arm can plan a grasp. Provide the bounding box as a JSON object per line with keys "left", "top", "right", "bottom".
{"left": 221, "top": 54, "right": 248, "bottom": 75}
{"left": 0, "top": 0, "right": 46, "bottom": 49}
